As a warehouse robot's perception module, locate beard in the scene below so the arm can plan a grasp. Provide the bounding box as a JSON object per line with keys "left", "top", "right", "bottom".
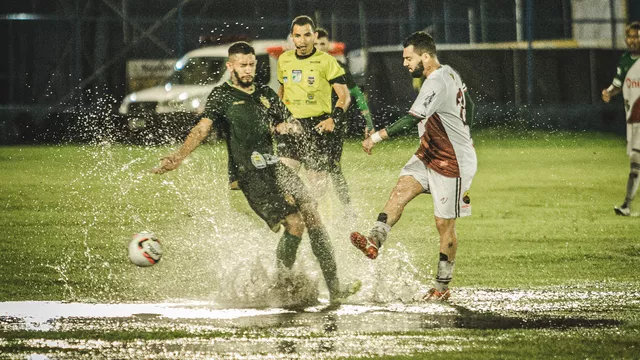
{"left": 233, "top": 69, "right": 254, "bottom": 88}
{"left": 409, "top": 62, "right": 424, "bottom": 78}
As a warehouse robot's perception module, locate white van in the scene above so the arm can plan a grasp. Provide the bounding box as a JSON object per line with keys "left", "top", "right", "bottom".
{"left": 117, "top": 39, "right": 345, "bottom": 143}
{"left": 117, "top": 39, "right": 286, "bottom": 142}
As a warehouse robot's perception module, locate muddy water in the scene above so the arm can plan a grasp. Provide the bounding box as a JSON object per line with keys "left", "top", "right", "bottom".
{"left": 1, "top": 286, "right": 637, "bottom": 359}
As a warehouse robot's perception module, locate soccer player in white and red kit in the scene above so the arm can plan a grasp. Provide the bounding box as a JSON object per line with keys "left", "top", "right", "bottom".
{"left": 351, "top": 31, "right": 477, "bottom": 301}
{"left": 602, "top": 21, "right": 640, "bottom": 216}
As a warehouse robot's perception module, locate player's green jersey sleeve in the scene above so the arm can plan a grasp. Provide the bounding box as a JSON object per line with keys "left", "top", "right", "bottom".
{"left": 613, "top": 52, "right": 636, "bottom": 88}
{"left": 385, "top": 114, "right": 422, "bottom": 137}
{"left": 350, "top": 86, "right": 374, "bottom": 130}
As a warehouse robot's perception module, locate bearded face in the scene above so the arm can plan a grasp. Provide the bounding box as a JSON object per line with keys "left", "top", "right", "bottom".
{"left": 233, "top": 69, "right": 254, "bottom": 87}
{"left": 227, "top": 53, "right": 257, "bottom": 88}
{"left": 409, "top": 61, "right": 425, "bottom": 78}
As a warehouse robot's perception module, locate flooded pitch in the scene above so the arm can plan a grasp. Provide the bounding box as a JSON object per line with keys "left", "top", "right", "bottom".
{"left": 1, "top": 285, "right": 638, "bottom": 359}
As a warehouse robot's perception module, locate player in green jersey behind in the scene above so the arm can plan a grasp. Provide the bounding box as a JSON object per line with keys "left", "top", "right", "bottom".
{"left": 602, "top": 22, "right": 640, "bottom": 216}
{"left": 153, "top": 41, "right": 359, "bottom": 303}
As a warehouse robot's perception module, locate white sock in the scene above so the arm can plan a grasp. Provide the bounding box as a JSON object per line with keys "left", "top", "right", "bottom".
{"left": 369, "top": 221, "right": 391, "bottom": 246}
{"left": 435, "top": 260, "right": 455, "bottom": 292}
{"left": 624, "top": 162, "right": 640, "bottom": 207}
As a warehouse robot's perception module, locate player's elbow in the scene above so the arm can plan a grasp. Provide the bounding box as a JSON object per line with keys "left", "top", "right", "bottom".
{"left": 192, "top": 119, "right": 212, "bottom": 138}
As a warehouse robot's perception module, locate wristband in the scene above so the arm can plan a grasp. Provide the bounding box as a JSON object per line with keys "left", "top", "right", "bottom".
{"left": 331, "top": 107, "right": 345, "bottom": 122}
{"left": 370, "top": 131, "right": 383, "bottom": 144}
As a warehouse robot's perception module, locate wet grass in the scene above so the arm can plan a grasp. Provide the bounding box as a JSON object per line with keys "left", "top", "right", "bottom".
{"left": 1, "top": 326, "right": 639, "bottom": 359}
{"left": 1, "top": 129, "right": 639, "bottom": 358}
{"left": 0, "top": 130, "right": 637, "bottom": 297}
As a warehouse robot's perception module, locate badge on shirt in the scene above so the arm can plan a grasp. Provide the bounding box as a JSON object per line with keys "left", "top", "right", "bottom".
{"left": 292, "top": 70, "right": 302, "bottom": 83}
{"left": 307, "top": 76, "right": 315, "bottom": 86}
{"left": 423, "top": 91, "right": 436, "bottom": 107}
{"left": 283, "top": 76, "right": 288, "bottom": 83}
{"left": 259, "top": 95, "right": 270, "bottom": 108}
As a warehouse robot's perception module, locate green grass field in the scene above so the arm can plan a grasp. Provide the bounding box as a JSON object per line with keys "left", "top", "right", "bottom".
{"left": 1, "top": 130, "right": 639, "bottom": 358}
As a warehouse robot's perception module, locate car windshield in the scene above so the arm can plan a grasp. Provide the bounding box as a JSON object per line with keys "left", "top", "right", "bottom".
{"left": 167, "top": 57, "right": 226, "bottom": 85}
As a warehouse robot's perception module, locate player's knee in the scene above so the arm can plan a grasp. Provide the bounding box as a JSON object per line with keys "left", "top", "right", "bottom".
{"left": 434, "top": 217, "right": 456, "bottom": 233}
{"left": 298, "top": 203, "right": 322, "bottom": 228}
{"left": 631, "top": 160, "right": 640, "bottom": 176}
{"left": 284, "top": 213, "right": 305, "bottom": 236}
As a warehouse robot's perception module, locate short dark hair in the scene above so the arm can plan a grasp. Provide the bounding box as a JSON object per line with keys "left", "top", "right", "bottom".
{"left": 402, "top": 31, "right": 437, "bottom": 56}
{"left": 290, "top": 15, "right": 315, "bottom": 33}
{"left": 228, "top": 41, "right": 255, "bottom": 57}
{"left": 627, "top": 21, "right": 640, "bottom": 32}
{"left": 316, "top": 28, "right": 329, "bottom": 39}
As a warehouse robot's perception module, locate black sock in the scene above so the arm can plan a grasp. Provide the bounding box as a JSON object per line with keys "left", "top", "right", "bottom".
{"left": 276, "top": 231, "right": 302, "bottom": 269}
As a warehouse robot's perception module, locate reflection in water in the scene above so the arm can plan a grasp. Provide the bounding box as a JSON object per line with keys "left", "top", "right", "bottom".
{"left": 1, "top": 286, "right": 636, "bottom": 358}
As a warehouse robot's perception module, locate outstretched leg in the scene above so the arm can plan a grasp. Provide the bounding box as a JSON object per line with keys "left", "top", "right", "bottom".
{"left": 351, "top": 176, "right": 423, "bottom": 259}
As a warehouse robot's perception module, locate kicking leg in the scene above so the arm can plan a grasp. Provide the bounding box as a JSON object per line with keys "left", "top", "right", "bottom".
{"left": 351, "top": 176, "right": 423, "bottom": 259}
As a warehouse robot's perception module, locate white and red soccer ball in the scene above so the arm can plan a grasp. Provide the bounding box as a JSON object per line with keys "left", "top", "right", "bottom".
{"left": 128, "top": 231, "right": 162, "bottom": 267}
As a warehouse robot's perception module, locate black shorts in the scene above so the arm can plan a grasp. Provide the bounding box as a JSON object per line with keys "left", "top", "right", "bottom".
{"left": 239, "top": 163, "right": 312, "bottom": 230}
{"left": 275, "top": 114, "right": 344, "bottom": 172}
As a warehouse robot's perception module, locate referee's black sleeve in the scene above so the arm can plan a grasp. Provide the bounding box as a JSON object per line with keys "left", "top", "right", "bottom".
{"left": 328, "top": 75, "right": 347, "bottom": 85}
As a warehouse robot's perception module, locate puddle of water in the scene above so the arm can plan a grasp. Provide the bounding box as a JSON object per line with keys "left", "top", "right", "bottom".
{"left": 1, "top": 286, "right": 637, "bottom": 359}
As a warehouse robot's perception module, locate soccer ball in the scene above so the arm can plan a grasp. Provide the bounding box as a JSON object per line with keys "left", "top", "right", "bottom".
{"left": 128, "top": 231, "right": 162, "bottom": 267}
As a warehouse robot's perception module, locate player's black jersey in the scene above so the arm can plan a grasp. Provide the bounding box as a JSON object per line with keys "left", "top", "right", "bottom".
{"left": 202, "top": 82, "right": 290, "bottom": 175}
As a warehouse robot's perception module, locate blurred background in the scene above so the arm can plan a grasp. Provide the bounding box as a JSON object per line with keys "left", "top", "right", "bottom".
{"left": 1, "top": 0, "right": 639, "bottom": 144}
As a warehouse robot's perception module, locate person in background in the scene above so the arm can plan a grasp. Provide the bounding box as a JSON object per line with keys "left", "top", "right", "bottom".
{"left": 601, "top": 21, "right": 640, "bottom": 217}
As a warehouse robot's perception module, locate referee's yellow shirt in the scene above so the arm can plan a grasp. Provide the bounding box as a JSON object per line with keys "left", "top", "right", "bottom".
{"left": 277, "top": 48, "right": 345, "bottom": 119}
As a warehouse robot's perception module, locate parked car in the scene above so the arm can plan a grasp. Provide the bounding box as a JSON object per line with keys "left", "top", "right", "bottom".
{"left": 118, "top": 39, "right": 286, "bottom": 144}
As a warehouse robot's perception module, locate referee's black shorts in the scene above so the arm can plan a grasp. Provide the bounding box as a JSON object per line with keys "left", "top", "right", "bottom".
{"left": 274, "top": 114, "right": 344, "bottom": 172}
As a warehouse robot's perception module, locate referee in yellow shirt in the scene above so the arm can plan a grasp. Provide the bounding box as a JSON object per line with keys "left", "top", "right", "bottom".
{"left": 277, "top": 15, "right": 351, "bottom": 200}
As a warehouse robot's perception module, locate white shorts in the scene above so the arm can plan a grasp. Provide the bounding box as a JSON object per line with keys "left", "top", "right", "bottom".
{"left": 399, "top": 155, "right": 475, "bottom": 219}
{"left": 627, "top": 123, "right": 640, "bottom": 156}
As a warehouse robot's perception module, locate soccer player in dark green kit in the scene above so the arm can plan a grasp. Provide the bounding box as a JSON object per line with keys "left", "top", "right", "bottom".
{"left": 153, "top": 42, "right": 358, "bottom": 302}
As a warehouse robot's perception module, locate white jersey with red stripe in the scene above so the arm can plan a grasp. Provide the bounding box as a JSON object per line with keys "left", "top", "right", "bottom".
{"left": 408, "top": 64, "right": 477, "bottom": 178}
{"left": 622, "top": 57, "right": 640, "bottom": 124}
